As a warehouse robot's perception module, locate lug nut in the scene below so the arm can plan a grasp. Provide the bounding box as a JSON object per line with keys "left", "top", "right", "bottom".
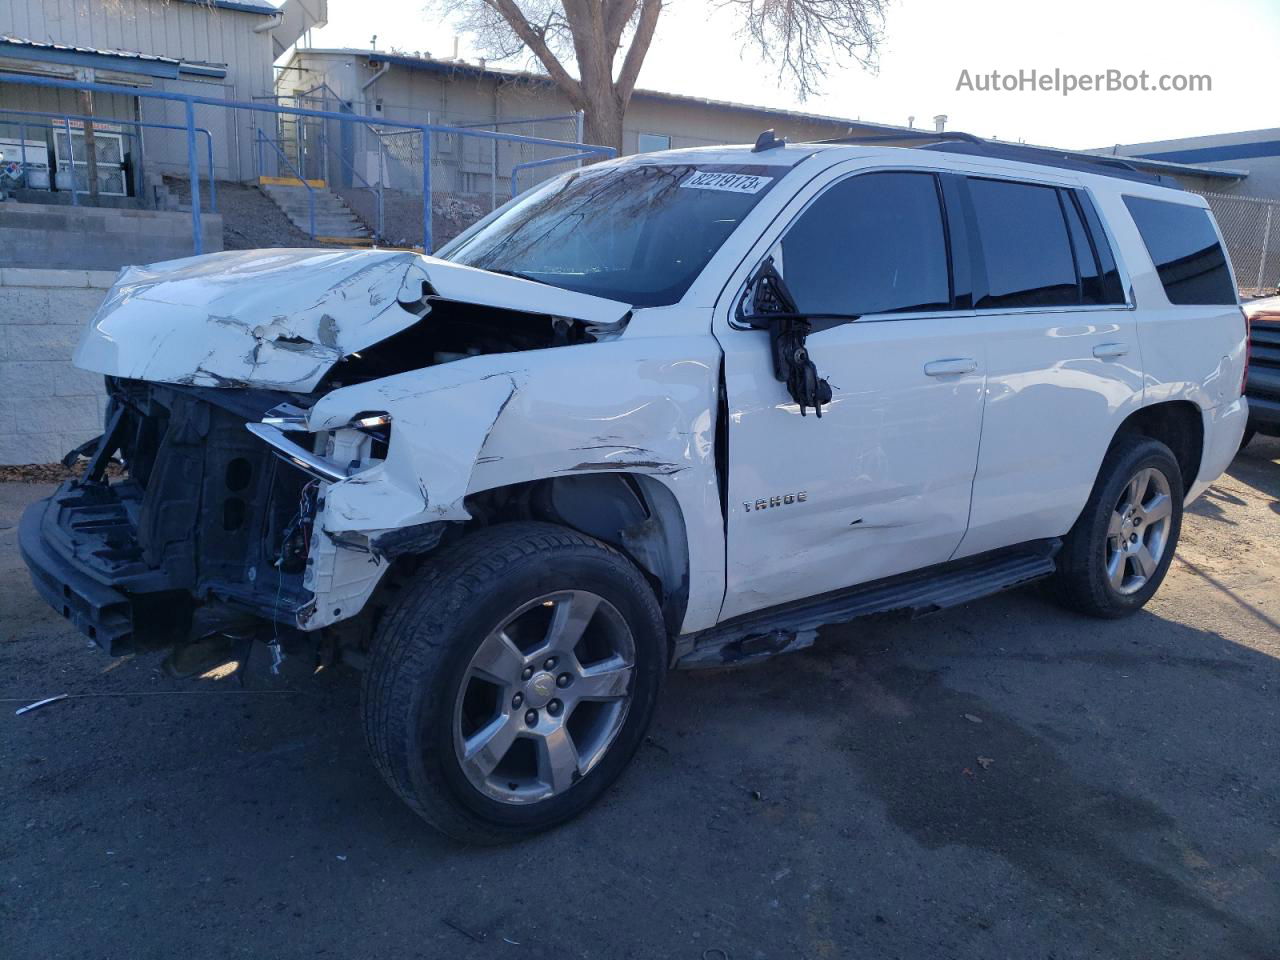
{"left": 524, "top": 709, "right": 538, "bottom": 725}
{"left": 521, "top": 666, "right": 534, "bottom": 681}
{"left": 547, "top": 699, "right": 562, "bottom": 717}
{"left": 1130, "top": 534, "right": 1138, "bottom": 543}
{"left": 557, "top": 673, "right": 572, "bottom": 688}
{"left": 512, "top": 692, "right": 523, "bottom": 708}
{"left": 543, "top": 657, "right": 558, "bottom": 670}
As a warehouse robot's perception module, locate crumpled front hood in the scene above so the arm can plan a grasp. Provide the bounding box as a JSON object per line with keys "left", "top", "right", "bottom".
{"left": 73, "top": 248, "right": 631, "bottom": 392}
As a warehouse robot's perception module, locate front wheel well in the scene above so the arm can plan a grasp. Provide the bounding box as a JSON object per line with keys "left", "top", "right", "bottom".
{"left": 456, "top": 473, "right": 690, "bottom": 638}
{"left": 1113, "top": 400, "right": 1204, "bottom": 490}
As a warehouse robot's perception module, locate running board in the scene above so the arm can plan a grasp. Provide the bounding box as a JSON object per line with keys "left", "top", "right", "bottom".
{"left": 674, "top": 540, "right": 1060, "bottom": 669}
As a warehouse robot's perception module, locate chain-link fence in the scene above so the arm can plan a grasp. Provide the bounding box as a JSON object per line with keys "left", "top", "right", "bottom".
{"left": 1196, "top": 191, "right": 1280, "bottom": 297}
{"left": 1, "top": 73, "right": 613, "bottom": 253}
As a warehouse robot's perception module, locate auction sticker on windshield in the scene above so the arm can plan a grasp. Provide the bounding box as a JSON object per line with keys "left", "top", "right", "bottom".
{"left": 680, "top": 170, "right": 774, "bottom": 194}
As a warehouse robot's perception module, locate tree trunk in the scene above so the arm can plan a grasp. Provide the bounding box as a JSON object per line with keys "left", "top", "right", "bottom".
{"left": 582, "top": 96, "right": 624, "bottom": 155}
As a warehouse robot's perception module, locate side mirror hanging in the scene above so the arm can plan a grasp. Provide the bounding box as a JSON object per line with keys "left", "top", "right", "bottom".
{"left": 737, "top": 258, "right": 833, "bottom": 417}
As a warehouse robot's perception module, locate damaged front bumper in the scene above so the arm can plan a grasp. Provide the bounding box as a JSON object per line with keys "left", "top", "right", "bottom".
{"left": 19, "top": 381, "right": 334, "bottom": 654}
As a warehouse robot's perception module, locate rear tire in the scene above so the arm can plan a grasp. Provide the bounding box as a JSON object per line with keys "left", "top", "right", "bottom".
{"left": 1052, "top": 435, "right": 1184, "bottom": 618}
{"left": 361, "top": 521, "right": 666, "bottom": 844}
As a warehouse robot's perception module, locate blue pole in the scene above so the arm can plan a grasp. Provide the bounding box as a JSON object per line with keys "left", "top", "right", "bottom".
{"left": 185, "top": 99, "right": 203, "bottom": 255}
{"left": 63, "top": 116, "right": 78, "bottom": 206}
{"left": 205, "top": 130, "right": 217, "bottom": 212}
{"left": 422, "top": 130, "right": 432, "bottom": 253}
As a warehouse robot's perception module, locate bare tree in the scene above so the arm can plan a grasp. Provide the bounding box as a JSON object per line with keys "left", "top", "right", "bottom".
{"left": 434, "top": 0, "right": 887, "bottom": 152}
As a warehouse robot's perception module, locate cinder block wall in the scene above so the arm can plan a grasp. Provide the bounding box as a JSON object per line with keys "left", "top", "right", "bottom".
{"left": 0, "top": 268, "right": 116, "bottom": 466}
{"left": 0, "top": 202, "right": 222, "bottom": 270}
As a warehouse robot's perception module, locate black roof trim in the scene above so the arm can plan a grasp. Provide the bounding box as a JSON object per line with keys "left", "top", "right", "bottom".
{"left": 816, "top": 130, "right": 1181, "bottom": 188}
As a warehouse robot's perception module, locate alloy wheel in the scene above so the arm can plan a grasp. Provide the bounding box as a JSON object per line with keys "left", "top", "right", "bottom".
{"left": 1104, "top": 466, "right": 1174, "bottom": 596}
{"left": 451, "top": 590, "right": 636, "bottom": 804}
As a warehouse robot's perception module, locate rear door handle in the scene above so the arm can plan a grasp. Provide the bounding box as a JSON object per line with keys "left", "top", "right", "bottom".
{"left": 1093, "top": 342, "right": 1129, "bottom": 360}
{"left": 924, "top": 358, "right": 978, "bottom": 377}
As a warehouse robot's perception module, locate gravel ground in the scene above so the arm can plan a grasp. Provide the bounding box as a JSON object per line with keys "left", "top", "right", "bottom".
{"left": 2, "top": 438, "right": 1278, "bottom": 960}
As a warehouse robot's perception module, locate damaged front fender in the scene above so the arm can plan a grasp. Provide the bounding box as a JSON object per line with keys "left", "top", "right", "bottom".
{"left": 298, "top": 335, "right": 727, "bottom": 634}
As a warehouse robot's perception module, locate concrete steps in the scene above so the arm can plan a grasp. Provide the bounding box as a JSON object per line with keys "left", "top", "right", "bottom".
{"left": 259, "top": 179, "right": 370, "bottom": 240}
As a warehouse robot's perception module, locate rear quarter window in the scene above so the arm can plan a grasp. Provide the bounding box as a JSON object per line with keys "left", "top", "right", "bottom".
{"left": 1122, "top": 196, "right": 1237, "bottom": 305}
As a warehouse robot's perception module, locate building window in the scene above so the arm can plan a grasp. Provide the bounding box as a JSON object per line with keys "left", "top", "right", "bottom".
{"left": 637, "top": 133, "right": 671, "bottom": 154}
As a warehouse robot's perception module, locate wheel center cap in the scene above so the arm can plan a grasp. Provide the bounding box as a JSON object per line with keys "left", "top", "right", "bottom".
{"left": 525, "top": 671, "right": 556, "bottom": 708}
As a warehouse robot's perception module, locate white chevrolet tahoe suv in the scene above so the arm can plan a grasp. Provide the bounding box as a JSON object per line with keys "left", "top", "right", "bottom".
{"left": 21, "top": 135, "right": 1249, "bottom": 842}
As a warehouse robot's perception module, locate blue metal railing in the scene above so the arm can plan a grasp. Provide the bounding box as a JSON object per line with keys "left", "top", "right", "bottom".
{"left": 327, "top": 137, "right": 383, "bottom": 243}
{"left": 0, "top": 72, "right": 617, "bottom": 254}
{"left": 255, "top": 129, "right": 317, "bottom": 238}
{"left": 511, "top": 151, "right": 603, "bottom": 197}
{"left": 0, "top": 108, "right": 217, "bottom": 211}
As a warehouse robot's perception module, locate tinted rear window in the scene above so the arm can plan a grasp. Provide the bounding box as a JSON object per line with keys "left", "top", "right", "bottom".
{"left": 781, "top": 171, "right": 952, "bottom": 316}
{"left": 967, "top": 178, "right": 1078, "bottom": 309}
{"left": 1123, "top": 196, "right": 1236, "bottom": 305}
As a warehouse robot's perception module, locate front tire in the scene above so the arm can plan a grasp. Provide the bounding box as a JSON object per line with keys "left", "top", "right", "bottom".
{"left": 362, "top": 522, "right": 666, "bottom": 844}
{"left": 1052, "top": 435, "right": 1184, "bottom": 618}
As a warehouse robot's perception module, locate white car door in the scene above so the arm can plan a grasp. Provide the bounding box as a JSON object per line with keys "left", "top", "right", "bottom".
{"left": 949, "top": 175, "right": 1145, "bottom": 558}
{"left": 714, "top": 165, "right": 988, "bottom": 622}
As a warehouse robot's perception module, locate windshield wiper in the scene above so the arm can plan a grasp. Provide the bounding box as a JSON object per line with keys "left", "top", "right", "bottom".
{"left": 483, "top": 267, "right": 550, "bottom": 287}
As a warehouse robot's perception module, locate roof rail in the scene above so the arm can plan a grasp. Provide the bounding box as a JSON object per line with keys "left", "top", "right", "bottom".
{"left": 815, "top": 129, "right": 1181, "bottom": 188}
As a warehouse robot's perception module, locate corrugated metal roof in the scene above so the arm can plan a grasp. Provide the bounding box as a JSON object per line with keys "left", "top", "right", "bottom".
{"left": 0, "top": 34, "right": 181, "bottom": 66}
{"left": 174, "top": 0, "right": 280, "bottom": 14}
{"left": 0, "top": 34, "right": 228, "bottom": 78}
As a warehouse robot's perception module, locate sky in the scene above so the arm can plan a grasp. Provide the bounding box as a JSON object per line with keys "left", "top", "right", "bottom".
{"left": 305, "top": 0, "right": 1280, "bottom": 150}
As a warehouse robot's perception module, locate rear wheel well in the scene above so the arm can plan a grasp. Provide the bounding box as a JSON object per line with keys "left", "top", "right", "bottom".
{"left": 1113, "top": 401, "right": 1204, "bottom": 490}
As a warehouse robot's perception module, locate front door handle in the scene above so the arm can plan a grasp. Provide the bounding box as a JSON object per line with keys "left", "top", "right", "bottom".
{"left": 924, "top": 357, "right": 978, "bottom": 377}
{"left": 1093, "top": 342, "right": 1129, "bottom": 360}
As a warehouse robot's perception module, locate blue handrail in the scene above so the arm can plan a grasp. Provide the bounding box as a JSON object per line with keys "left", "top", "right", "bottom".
{"left": 256, "top": 129, "right": 316, "bottom": 239}
{"left": 510, "top": 151, "right": 604, "bottom": 197}
{"left": 322, "top": 135, "right": 383, "bottom": 243}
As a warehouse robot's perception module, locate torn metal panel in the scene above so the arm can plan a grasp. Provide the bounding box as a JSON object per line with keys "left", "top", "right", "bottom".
{"left": 305, "top": 338, "right": 727, "bottom": 633}
{"left": 299, "top": 526, "right": 387, "bottom": 630}
{"left": 314, "top": 370, "right": 520, "bottom": 529}
{"left": 74, "top": 248, "right": 631, "bottom": 393}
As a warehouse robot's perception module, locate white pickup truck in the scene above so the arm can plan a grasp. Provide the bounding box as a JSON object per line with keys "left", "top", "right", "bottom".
{"left": 21, "top": 136, "right": 1248, "bottom": 842}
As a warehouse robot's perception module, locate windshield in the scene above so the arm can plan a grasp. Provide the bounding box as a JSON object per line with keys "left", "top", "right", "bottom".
{"left": 439, "top": 163, "right": 781, "bottom": 306}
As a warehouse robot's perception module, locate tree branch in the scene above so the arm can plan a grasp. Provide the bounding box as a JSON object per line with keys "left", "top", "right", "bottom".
{"left": 614, "top": 0, "right": 662, "bottom": 102}
{"left": 603, "top": 0, "right": 639, "bottom": 59}
{"left": 484, "top": 0, "right": 583, "bottom": 102}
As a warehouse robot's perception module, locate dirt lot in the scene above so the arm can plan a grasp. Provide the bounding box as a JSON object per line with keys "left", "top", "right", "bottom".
{"left": 3, "top": 440, "right": 1278, "bottom": 960}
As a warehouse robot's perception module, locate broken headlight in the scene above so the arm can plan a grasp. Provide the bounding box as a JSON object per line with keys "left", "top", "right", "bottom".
{"left": 246, "top": 409, "right": 392, "bottom": 483}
